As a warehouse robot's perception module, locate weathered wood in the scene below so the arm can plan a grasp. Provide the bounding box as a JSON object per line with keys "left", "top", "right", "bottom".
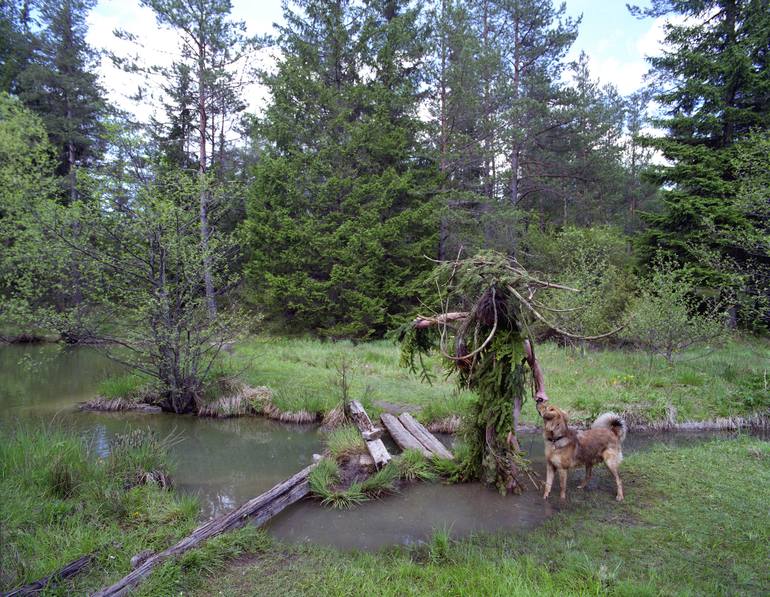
{"left": 361, "top": 427, "right": 383, "bottom": 441}
{"left": 348, "top": 400, "right": 391, "bottom": 467}
{"left": 398, "top": 413, "right": 453, "bottom": 459}
{"left": 413, "top": 311, "right": 469, "bottom": 329}
{"left": 92, "top": 462, "right": 317, "bottom": 597}
{"left": 4, "top": 554, "right": 93, "bottom": 596}
{"left": 380, "top": 413, "right": 433, "bottom": 457}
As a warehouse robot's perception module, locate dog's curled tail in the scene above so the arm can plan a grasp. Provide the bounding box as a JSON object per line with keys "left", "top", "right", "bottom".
{"left": 592, "top": 412, "right": 627, "bottom": 442}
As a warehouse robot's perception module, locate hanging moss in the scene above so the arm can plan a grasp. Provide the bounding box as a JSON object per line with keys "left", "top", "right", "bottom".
{"left": 398, "top": 251, "right": 564, "bottom": 494}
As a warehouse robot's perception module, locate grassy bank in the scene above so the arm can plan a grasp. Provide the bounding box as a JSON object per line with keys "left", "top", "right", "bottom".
{"left": 175, "top": 436, "right": 768, "bottom": 596}
{"left": 231, "top": 336, "right": 769, "bottom": 428}
{"left": 0, "top": 425, "right": 198, "bottom": 594}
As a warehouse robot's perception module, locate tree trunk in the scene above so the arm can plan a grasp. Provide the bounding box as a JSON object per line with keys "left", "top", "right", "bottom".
{"left": 198, "top": 49, "right": 217, "bottom": 319}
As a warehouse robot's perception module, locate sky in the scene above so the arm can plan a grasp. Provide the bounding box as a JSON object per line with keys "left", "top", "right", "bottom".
{"left": 86, "top": 0, "right": 666, "bottom": 121}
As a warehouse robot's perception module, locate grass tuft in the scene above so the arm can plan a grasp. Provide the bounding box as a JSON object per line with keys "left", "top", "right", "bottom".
{"left": 324, "top": 425, "right": 366, "bottom": 461}
{"left": 396, "top": 449, "right": 438, "bottom": 482}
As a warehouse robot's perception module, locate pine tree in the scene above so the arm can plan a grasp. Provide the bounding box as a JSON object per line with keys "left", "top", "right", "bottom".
{"left": 244, "top": 0, "right": 439, "bottom": 338}
{"left": 17, "top": 0, "right": 105, "bottom": 203}
{"left": 632, "top": 0, "right": 770, "bottom": 324}
{"left": 0, "top": 0, "right": 34, "bottom": 94}
{"left": 140, "top": 0, "right": 258, "bottom": 318}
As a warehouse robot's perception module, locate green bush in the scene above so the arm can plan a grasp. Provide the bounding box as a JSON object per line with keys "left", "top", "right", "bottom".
{"left": 622, "top": 258, "right": 728, "bottom": 365}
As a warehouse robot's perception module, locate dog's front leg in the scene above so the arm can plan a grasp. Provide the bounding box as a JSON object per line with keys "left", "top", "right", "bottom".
{"left": 558, "top": 469, "right": 568, "bottom": 500}
{"left": 543, "top": 462, "right": 555, "bottom": 499}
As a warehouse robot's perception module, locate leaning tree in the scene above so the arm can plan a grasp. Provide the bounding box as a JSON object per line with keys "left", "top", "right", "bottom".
{"left": 399, "top": 250, "right": 616, "bottom": 494}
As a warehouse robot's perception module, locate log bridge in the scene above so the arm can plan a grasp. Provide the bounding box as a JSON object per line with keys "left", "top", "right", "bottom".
{"left": 348, "top": 399, "right": 453, "bottom": 463}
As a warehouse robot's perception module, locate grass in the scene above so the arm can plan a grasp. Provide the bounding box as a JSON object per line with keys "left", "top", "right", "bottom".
{"left": 190, "top": 436, "right": 769, "bottom": 596}
{"left": 233, "top": 335, "right": 769, "bottom": 427}
{"left": 324, "top": 425, "right": 367, "bottom": 461}
{"left": 97, "top": 372, "right": 151, "bottom": 400}
{"left": 396, "top": 448, "right": 438, "bottom": 482}
{"left": 0, "top": 424, "right": 199, "bottom": 594}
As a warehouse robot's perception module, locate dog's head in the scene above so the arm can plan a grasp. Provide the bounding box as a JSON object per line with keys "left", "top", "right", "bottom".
{"left": 539, "top": 403, "right": 569, "bottom": 438}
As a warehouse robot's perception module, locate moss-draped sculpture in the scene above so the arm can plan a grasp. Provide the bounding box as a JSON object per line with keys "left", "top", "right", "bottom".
{"left": 399, "top": 251, "right": 613, "bottom": 494}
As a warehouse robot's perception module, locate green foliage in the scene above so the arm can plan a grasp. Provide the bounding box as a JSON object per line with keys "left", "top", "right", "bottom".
{"left": 308, "top": 459, "right": 368, "bottom": 509}
{"left": 0, "top": 424, "right": 197, "bottom": 592}
{"left": 527, "top": 226, "right": 635, "bottom": 341}
{"left": 16, "top": 0, "right": 106, "bottom": 201}
{"left": 636, "top": 0, "right": 770, "bottom": 327}
{"left": 396, "top": 449, "right": 438, "bottom": 483}
{"left": 622, "top": 258, "right": 728, "bottom": 364}
{"left": 324, "top": 425, "right": 366, "bottom": 462}
{"left": 360, "top": 463, "right": 400, "bottom": 498}
{"left": 98, "top": 373, "right": 151, "bottom": 400}
{"left": 242, "top": 0, "right": 439, "bottom": 338}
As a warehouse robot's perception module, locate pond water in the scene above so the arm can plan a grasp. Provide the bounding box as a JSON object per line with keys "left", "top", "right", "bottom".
{"left": 1, "top": 344, "right": 762, "bottom": 551}
{"left": 0, "top": 344, "right": 323, "bottom": 518}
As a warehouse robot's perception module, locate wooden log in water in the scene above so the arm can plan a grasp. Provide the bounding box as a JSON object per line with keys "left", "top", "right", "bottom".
{"left": 348, "top": 400, "right": 391, "bottom": 468}
{"left": 92, "top": 462, "right": 317, "bottom": 597}
{"left": 380, "top": 413, "right": 433, "bottom": 458}
{"left": 4, "top": 554, "right": 93, "bottom": 596}
{"left": 398, "top": 413, "right": 454, "bottom": 460}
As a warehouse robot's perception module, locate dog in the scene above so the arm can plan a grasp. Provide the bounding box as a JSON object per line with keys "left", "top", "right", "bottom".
{"left": 537, "top": 402, "right": 627, "bottom": 501}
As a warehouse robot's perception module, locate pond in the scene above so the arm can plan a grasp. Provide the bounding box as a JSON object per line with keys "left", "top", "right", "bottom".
{"left": 0, "top": 344, "right": 323, "bottom": 519}
{"left": 1, "top": 344, "right": 760, "bottom": 551}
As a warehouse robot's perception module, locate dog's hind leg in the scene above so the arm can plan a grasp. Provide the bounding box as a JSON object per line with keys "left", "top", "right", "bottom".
{"left": 543, "top": 462, "right": 555, "bottom": 499}
{"left": 558, "top": 468, "right": 568, "bottom": 500}
{"left": 604, "top": 453, "right": 624, "bottom": 501}
{"left": 578, "top": 465, "right": 592, "bottom": 489}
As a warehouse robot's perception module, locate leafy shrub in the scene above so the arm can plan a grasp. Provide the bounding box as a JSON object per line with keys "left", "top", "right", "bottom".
{"left": 622, "top": 258, "right": 727, "bottom": 364}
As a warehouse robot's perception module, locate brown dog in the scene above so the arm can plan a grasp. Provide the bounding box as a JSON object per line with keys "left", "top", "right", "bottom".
{"left": 537, "top": 403, "right": 627, "bottom": 501}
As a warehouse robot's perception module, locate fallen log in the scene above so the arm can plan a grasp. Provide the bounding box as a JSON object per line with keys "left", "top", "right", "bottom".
{"left": 398, "top": 413, "right": 453, "bottom": 460}
{"left": 380, "top": 413, "right": 432, "bottom": 458}
{"left": 3, "top": 554, "right": 93, "bottom": 597}
{"left": 92, "top": 462, "right": 317, "bottom": 597}
{"left": 348, "top": 400, "right": 391, "bottom": 468}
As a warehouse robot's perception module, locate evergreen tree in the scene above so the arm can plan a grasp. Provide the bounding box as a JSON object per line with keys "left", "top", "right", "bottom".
{"left": 17, "top": 0, "right": 105, "bottom": 203}
{"left": 139, "top": 0, "right": 258, "bottom": 318}
{"left": 244, "top": 0, "right": 439, "bottom": 338}
{"left": 0, "top": 0, "right": 34, "bottom": 94}
{"left": 632, "top": 0, "right": 770, "bottom": 324}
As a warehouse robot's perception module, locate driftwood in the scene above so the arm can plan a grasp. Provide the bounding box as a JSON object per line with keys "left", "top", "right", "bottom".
{"left": 3, "top": 555, "right": 93, "bottom": 596}
{"left": 413, "top": 311, "right": 469, "bottom": 329}
{"left": 380, "top": 413, "right": 433, "bottom": 457}
{"left": 92, "top": 463, "right": 317, "bottom": 597}
{"left": 348, "top": 400, "right": 392, "bottom": 468}
{"left": 398, "top": 413, "right": 454, "bottom": 460}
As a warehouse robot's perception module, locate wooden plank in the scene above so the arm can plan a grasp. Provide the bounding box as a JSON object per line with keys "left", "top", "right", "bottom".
{"left": 398, "top": 413, "right": 453, "bottom": 460}
{"left": 5, "top": 554, "right": 93, "bottom": 596}
{"left": 380, "top": 413, "right": 432, "bottom": 457}
{"left": 365, "top": 439, "right": 391, "bottom": 467}
{"left": 348, "top": 400, "right": 391, "bottom": 467}
{"left": 93, "top": 462, "right": 317, "bottom": 597}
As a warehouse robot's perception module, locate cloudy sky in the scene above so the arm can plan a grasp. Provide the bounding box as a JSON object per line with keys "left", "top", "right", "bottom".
{"left": 87, "top": 0, "right": 665, "bottom": 121}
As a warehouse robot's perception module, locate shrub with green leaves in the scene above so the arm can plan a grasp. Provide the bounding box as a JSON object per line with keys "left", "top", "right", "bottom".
{"left": 622, "top": 258, "right": 727, "bottom": 364}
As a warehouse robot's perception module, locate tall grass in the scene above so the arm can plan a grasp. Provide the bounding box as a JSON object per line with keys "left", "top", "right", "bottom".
{"left": 234, "top": 335, "right": 769, "bottom": 426}
{"left": 0, "top": 424, "right": 198, "bottom": 593}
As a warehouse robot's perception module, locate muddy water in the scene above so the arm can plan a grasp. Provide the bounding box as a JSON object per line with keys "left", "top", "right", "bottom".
{"left": 267, "top": 428, "right": 757, "bottom": 551}
{"left": 0, "top": 344, "right": 323, "bottom": 518}
{"left": 1, "top": 344, "right": 764, "bottom": 550}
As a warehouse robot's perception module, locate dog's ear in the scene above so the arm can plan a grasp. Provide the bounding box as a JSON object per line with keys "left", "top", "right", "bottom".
{"left": 558, "top": 408, "right": 569, "bottom": 424}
